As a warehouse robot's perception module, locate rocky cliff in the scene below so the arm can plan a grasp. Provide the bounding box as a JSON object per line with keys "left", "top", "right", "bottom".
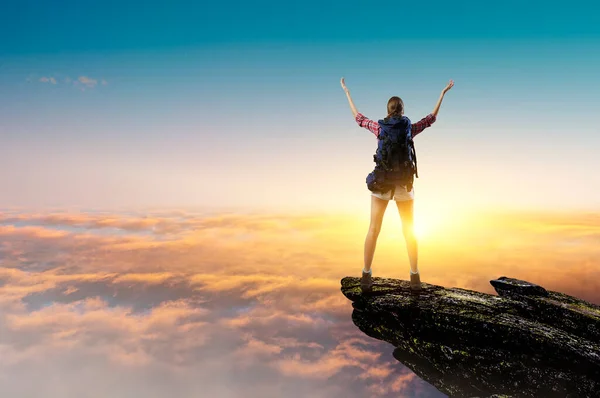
{"left": 340, "top": 276, "right": 600, "bottom": 398}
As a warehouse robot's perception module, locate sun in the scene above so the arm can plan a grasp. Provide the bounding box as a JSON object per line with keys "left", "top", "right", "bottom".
{"left": 375, "top": 208, "right": 441, "bottom": 244}
{"left": 412, "top": 207, "right": 450, "bottom": 240}
{"left": 413, "top": 219, "right": 427, "bottom": 239}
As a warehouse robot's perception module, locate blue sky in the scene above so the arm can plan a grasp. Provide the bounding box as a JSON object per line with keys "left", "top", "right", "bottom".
{"left": 2, "top": 0, "right": 599, "bottom": 53}
{"left": 1, "top": 0, "right": 599, "bottom": 213}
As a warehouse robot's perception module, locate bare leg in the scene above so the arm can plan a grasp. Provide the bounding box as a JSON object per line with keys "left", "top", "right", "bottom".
{"left": 364, "top": 194, "right": 389, "bottom": 273}
{"left": 396, "top": 199, "right": 418, "bottom": 273}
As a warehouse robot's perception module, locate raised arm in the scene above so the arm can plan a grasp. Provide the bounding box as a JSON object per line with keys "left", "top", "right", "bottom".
{"left": 431, "top": 79, "right": 454, "bottom": 118}
{"left": 340, "top": 77, "right": 359, "bottom": 118}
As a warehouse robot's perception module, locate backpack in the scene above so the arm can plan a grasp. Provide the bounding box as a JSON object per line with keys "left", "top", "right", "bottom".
{"left": 365, "top": 116, "right": 419, "bottom": 194}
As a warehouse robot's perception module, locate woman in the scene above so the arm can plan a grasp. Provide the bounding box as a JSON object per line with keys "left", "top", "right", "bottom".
{"left": 340, "top": 77, "right": 454, "bottom": 292}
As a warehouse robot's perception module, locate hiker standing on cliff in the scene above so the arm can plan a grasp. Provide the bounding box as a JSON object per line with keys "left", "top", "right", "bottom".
{"left": 341, "top": 77, "right": 454, "bottom": 292}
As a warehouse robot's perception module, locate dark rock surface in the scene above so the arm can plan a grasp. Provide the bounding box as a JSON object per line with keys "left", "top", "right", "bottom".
{"left": 340, "top": 276, "right": 600, "bottom": 398}
{"left": 490, "top": 277, "right": 549, "bottom": 298}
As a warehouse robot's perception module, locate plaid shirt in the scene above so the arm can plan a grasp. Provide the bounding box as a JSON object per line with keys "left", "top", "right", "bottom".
{"left": 355, "top": 112, "right": 436, "bottom": 138}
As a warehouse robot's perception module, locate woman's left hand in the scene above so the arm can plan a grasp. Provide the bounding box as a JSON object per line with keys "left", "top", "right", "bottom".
{"left": 340, "top": 77, "right": 349, "bottom": 92}
{"left": 341, "top": 77, "right": 358, "bottom": 117}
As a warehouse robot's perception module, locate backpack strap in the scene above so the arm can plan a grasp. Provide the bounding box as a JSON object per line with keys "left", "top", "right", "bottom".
{"left": 411, "top": 140, "right": 419, "bottom": 178}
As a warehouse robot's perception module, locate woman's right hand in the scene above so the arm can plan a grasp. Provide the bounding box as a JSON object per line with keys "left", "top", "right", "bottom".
{"left": 442, "top": 79, "right": 454, "bottom": 94}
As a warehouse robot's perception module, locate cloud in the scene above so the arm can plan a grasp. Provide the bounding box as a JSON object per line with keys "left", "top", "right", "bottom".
{"left": 0, "top": 209, "right": 599, "bottom": 397}
{"left": 77, "top": 76, "right": 97, "bottom": 88}
{"left": 27, "top": 74, "right": 108, "bottom": 89}
{"left": 39, "top": 76, "right": 57, "bottom": 84}
{"left": 0, "top": 273, "right": 430, "bottom": 396}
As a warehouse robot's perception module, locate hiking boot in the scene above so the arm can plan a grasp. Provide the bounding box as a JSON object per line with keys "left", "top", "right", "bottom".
{"left": 410, "top": 272, "right": 422, "bottom": 291}
{"left": 361, "top": 271, "right": 373, "bottom": 292}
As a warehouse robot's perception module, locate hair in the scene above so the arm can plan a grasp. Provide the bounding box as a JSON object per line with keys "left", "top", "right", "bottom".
{"left": 385, "top": 96, "right": 404, "bottom": 120}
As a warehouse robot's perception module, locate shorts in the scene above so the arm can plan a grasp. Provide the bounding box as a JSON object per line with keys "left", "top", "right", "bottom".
{"left": 371, "top": 183, "right": 414, "bottom": 201}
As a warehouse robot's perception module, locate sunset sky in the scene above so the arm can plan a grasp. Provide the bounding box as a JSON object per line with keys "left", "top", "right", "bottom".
{"left": 2, "top": 0, "right": 599, "bottom": 216}
{"left": 1, "top": 1, "right": 599, "bottom": 397}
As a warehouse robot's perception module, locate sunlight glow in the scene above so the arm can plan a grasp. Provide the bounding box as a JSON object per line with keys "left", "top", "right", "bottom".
{"left": 413, "top": 207, "right": 447, "bottom": 240}
{"left": 414, "top": 220, "right": 426, "bottom": 239}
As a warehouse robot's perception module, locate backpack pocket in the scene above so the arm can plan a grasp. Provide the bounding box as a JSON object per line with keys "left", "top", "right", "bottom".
{"left": 366, "top": 169, "right": 394, "bottom": 193}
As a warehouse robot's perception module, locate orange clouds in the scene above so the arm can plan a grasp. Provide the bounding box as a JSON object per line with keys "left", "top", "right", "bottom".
{"left": 0, "top": 225, "right": 69, "bottom": 238}
{"left": 0, "top": 209, "right": 598, "bottom": 397}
